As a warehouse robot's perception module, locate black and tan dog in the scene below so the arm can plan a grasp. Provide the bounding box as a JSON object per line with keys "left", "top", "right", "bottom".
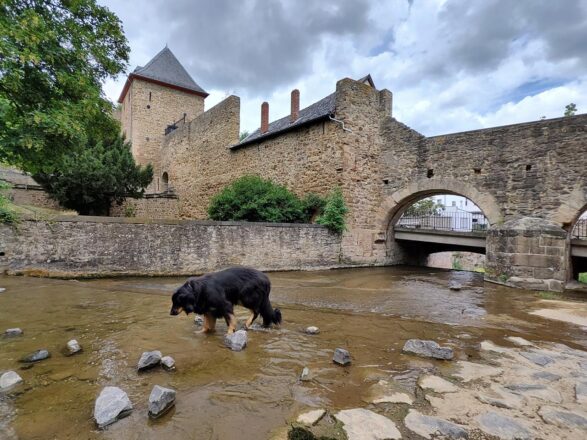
{"left": 170, "top": 267, "right": 282, "bottom": 333}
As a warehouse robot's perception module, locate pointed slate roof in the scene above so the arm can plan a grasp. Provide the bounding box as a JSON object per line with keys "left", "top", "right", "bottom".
{"left": 118, "top": 47, "right": 208, "bottom": 102}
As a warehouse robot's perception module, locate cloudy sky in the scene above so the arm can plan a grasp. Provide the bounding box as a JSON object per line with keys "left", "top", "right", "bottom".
{"left": 100, "top": 0, "right": 587, "bottom": 136}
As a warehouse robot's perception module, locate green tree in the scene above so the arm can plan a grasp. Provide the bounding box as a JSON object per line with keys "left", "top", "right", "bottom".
{"left": 404, "top": 198, "right": 444, "bottom": 217}
{"left": 208, "top": 175, "right": 307, "bottom": 223}
{"left": 0, "top": 0, "right": 129, "bottom": 173}
{"left": 0, "top": 180, "right": 18, "bottom": 224}
{"left": 564, "top": 103, "right": 577, "bottom": 117}
{"left": 34, "top": 136, "right": 153, "bottom": 215}
{"left": 316, "top": 187, "right": 348, "bottom": 234}
{"left": 239, "top": 130, "right": 250, "bottom": 141}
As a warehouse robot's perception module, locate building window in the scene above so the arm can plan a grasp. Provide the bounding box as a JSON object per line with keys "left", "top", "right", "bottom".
{"left": 161, "top": 172, "right": 169, "bottom": 193}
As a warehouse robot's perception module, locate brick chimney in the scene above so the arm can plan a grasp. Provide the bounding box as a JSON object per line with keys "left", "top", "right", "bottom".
{"left": 290, "top": 89, "right": 300, "bottom": 122}
{"left": 261, "top": 102, "right": 269, "bottom": 134}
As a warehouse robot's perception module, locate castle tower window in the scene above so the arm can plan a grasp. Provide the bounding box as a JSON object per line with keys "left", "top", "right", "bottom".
{"left": 162, "top": 172, "right": 169, "bottom": 193}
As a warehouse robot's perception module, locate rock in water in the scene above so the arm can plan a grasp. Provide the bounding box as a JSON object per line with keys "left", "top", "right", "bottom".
{"left": 402, "top": 339, "right": 454, "bottom": 360}
{"left": 148, "top": 385, "right": 176, "bottom": 419}
{"left": 137, "top": 350, "right": 162, "bottom": 371}
{"left": 333, "top": 348, "right": 351, "bottom": 366}
{"left": 0, "top": 371, "right": 23, "bottom": 390}
{"left": 161, "top": 356, "right": 176, "bottom": 371}
{"left": 224, "top": 330, "right": 247, "bottom": 351}
{"left": 194, "top": 316, "right": 204, "bottom": 326}
{"left": 0, "top": 288, "right": 5, "bottom": 293}
{"left": 3, "top": 328, "right": 23, "bottom": 338}
{"left": 66, "top": 339, "right": 82, "bottom": 355}
{"left": 305, "top": 326, "right": 320, "bottom": 335}
{"left": 449, "top": 283, "right": 462, "bottom": 291}
{"left": 94, "top": 386, "right": 133, "bottom": 429}
{"left": 300, "top": 367, "right": 311, "bottom": 381}
{"left": 20, "top": 349, "right": 50, "bottom": 363}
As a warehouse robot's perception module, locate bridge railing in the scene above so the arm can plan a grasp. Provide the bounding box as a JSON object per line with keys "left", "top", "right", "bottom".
{"left": 572, "top": 218, "right": 587, "bottom": 240}
{"left": 395, "top": 211, "right": 488, "bottom": 234}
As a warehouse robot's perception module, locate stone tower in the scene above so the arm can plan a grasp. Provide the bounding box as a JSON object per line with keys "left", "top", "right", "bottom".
{"left": 118, "top": 47, "right": 208, "bottom": 192}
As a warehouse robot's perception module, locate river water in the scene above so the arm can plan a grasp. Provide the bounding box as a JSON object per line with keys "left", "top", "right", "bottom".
{"left": 1, "top": 266, "right": 586, "bottom": 439}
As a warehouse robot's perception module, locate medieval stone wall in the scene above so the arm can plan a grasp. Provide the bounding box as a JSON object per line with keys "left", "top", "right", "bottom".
{"left": 109, "top": 195, "right": 179, "bottom": 219}
{"left": 6, "top": 187, "right": 61, "bottom": 211}
{"left": 0, "top": 217, "right": 343, "bottom": 278}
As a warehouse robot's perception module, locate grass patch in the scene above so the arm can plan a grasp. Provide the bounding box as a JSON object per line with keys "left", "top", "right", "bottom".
{"left": 579, "top": 273, "right": 587, "bottom": 284}
{"left": 536, "top": 291, "right": 562, "bottom": 300}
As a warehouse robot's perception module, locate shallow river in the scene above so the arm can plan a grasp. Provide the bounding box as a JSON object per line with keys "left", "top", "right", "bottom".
{"left": 1, "top": 266, "right": 586, "bottom": 439}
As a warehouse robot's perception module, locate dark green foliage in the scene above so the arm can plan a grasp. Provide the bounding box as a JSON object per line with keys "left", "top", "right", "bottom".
{"left": 0, "top": 0, "right": 129, "bottom": 173}
{"left": 34, "top": 136, "right": 153, "bottom": 216}
{"left": 316, "top": 187, "right": 348, "bottom": 234}
{"left": 239, "top": 130, "right": 250, "bottom": 141}
{"left": 208, "top": 175, "right": 306, "bottom": 223}
{"left": 403, "top": 198, "right": 444, "bottom": 216}
{"left": 0, "top": 181, "right": 18, "bottom": 224}
{"left": 301, "top": 192, "right": 327, "bottom": 220}
{"left": 564, "top": 103, "right": 577, "bottom": 117}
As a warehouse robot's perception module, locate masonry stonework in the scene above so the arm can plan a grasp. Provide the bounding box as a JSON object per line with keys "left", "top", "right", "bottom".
{"left": 0, "top": 217, "right": 342, "bottom": 278}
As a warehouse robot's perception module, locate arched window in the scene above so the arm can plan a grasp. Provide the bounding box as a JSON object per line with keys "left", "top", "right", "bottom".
{"left": 161, "top": 172, "right": 169, "bottom": 193}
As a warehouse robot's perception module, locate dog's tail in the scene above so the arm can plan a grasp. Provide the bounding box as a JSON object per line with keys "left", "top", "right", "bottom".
{"left": 261, "top": 298, "right": 282, "bottom": 327}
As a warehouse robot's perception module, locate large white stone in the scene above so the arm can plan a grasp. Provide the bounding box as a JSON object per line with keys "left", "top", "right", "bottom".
{"left": 452, "top": 361, "right": 503, "bottom": 382}
{"left": 505, "top": 384, "right": 562, "bottom": 403}
{"left": 404, "top": 409, "right": 467, "bottom": 439}
{"left": 161, "top": 356, "right": 176, "bottom": 371}
{"left": 402, "top": 339, "right": 453, "bottom": 360}
{"left": 148, "top": 385, "right": 176, "bottom": 419}
{"left": 335, "top": 408, "right": 401, "bottom": 440}
{"left": 505, "top": 336, "right": 533, "bottom": 347}
{"left": 418, "top": 374, "right": 459, "bottom": 393}
{"left": 476, "top": 384, "right": 525, "bottom": 409}
{"left": 67, "top": 339, "right": 82, "bottom": 355}
{"left": 0, "top": 371, "right": 23, "bottom": 390}
{"left": 372, "top": 392, "right": 413, "bottom": 405}
{"left": 297, "top": 409, "right": 326, "bottom": 426}
{"left": 94, "top": 386, "right": 133, "bottom": 429}
{"left": 3, "top": 328, "right": 23, "bottom": 337}
{"left": 538, "top": 406, "right": 587, "bottom": 430}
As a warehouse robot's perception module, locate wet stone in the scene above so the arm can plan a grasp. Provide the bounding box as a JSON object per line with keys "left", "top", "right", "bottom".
{"left": 538, "top": 406, "right": 587, "bottom": 430}
{"left": 404, "top": 409, "right": 468, "bottom": 439}
{"left": 20, "top": 349, "right": 50, "bottom": 363}
{"left": 402, "top": 339, "right": 454, "bottom": 360}
{"left": 418, "top": 374, "right": 459, "bottom": 393}
{"left": 224, "top": 330, "right": 247, "bottom": 351}
{"left": 476, "top": 412, "right": 532, "bottom": 439}
{"left": 335, "top": 408, "right": 401, "bottom": 440}
{"left": 94, "top": 386, "right": 133, "bottom": 429}
{"left": 576, "top": 381, "right": 587, "bottom": 404}
{"left": 372, "top": 392, "right": 413, "bottom": 405}
{"left": 0, "top": 288, "right": 5, "bottom": 293}
{"left": 66, "top": 339, "right": 82, "bottom": 355}
{"left": 148, "top": 385, "right": 176, "bottom": 419}
{"left": 505, "top": 336, "right": 533, "bottom": 347}
{"left": 300, "top": 367, "right": 311, "bottom": 381}
{"left": 3, "top": 328, "right": 23, "bottom": 338}
{"left": 332, "top": 348, "right": 351, "bottom": 366}
{"left": 531, "top": 371, "right": 561, "bottom": 382}
{"left": 505, "top": 383, "right": 562, "bottom": 403}
{"left": 449, "top": 283, "right": 462, "bottom": 291}
{"left": 194, "top": 316, "right": 204, "bottom": 326}
{"left": 0, "top": 371, "right": 23, "bottom": 390}
{"left": 161, "top": 356, "right": 176, "bottom": 371}
{"left": 297, "top": 409, "right": 325, "bottom": 426}
{"left": 305, "top": 326, "right": 320, "bottom": 335}
{"left": 519, "top": 351, "right": 554, "bottom": 366}
{"left": 137, "top": 350, "right": 162, "bottom": 371}
{"left": 453, "top": 361, "right": 503, "bottom": 383}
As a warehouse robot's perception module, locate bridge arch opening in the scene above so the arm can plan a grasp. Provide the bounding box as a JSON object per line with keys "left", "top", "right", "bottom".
{"left": 569, "top": 208, "right": 587, "bottom": 285}
{"left": 387, "top": 193, "right": 489, "bottom": 271}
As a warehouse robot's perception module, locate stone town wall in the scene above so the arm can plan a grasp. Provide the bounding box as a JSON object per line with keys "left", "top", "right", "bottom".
{"left": 109, "top": 195, "right": 179, "bottom": 219}
{"left": 6, "top": 187, "right": 61, "bottom": 211}
{"left": 161, "top": 95, "right": 347, "bottom": 219}
{"left": 0, "top": 217, "right": 343, "bottom": 278}
{"left": 121, "top": 78, "right": 205, "bottom": 183}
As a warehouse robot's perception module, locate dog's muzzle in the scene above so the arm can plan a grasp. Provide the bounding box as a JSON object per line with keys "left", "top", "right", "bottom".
{"left": 170, "top": 306, "right": 183, "bottom": 316}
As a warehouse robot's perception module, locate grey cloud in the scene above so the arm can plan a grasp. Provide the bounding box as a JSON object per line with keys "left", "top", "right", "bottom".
{"left": 437, "top": 0, "right": 587, "bottom": 74}
{"left": 150, "top": 0, "right": 372, "bottom": 95}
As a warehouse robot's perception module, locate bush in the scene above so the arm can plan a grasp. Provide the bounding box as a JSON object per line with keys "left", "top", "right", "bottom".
{"left": 316, "top": 187, "right": 348, "bottom": 234}
{"left": 208, "top": 175, "right": 307, "bottom": 223}
{"left": 301, "top": 192, "right": 327, "bottom": 220}
{"left": 0, "top": 181, "right": 18, "bottom": 224}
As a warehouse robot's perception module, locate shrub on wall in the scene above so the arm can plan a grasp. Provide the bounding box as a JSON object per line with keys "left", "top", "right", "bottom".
{"left": 0, "top": 181, "right": 18, "bottom": 224}
{"left": 208, "top": 175, "right": 306, "bottom": 223}
{"left": 316, "top": 187, "right": 348, "bottom": 234}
